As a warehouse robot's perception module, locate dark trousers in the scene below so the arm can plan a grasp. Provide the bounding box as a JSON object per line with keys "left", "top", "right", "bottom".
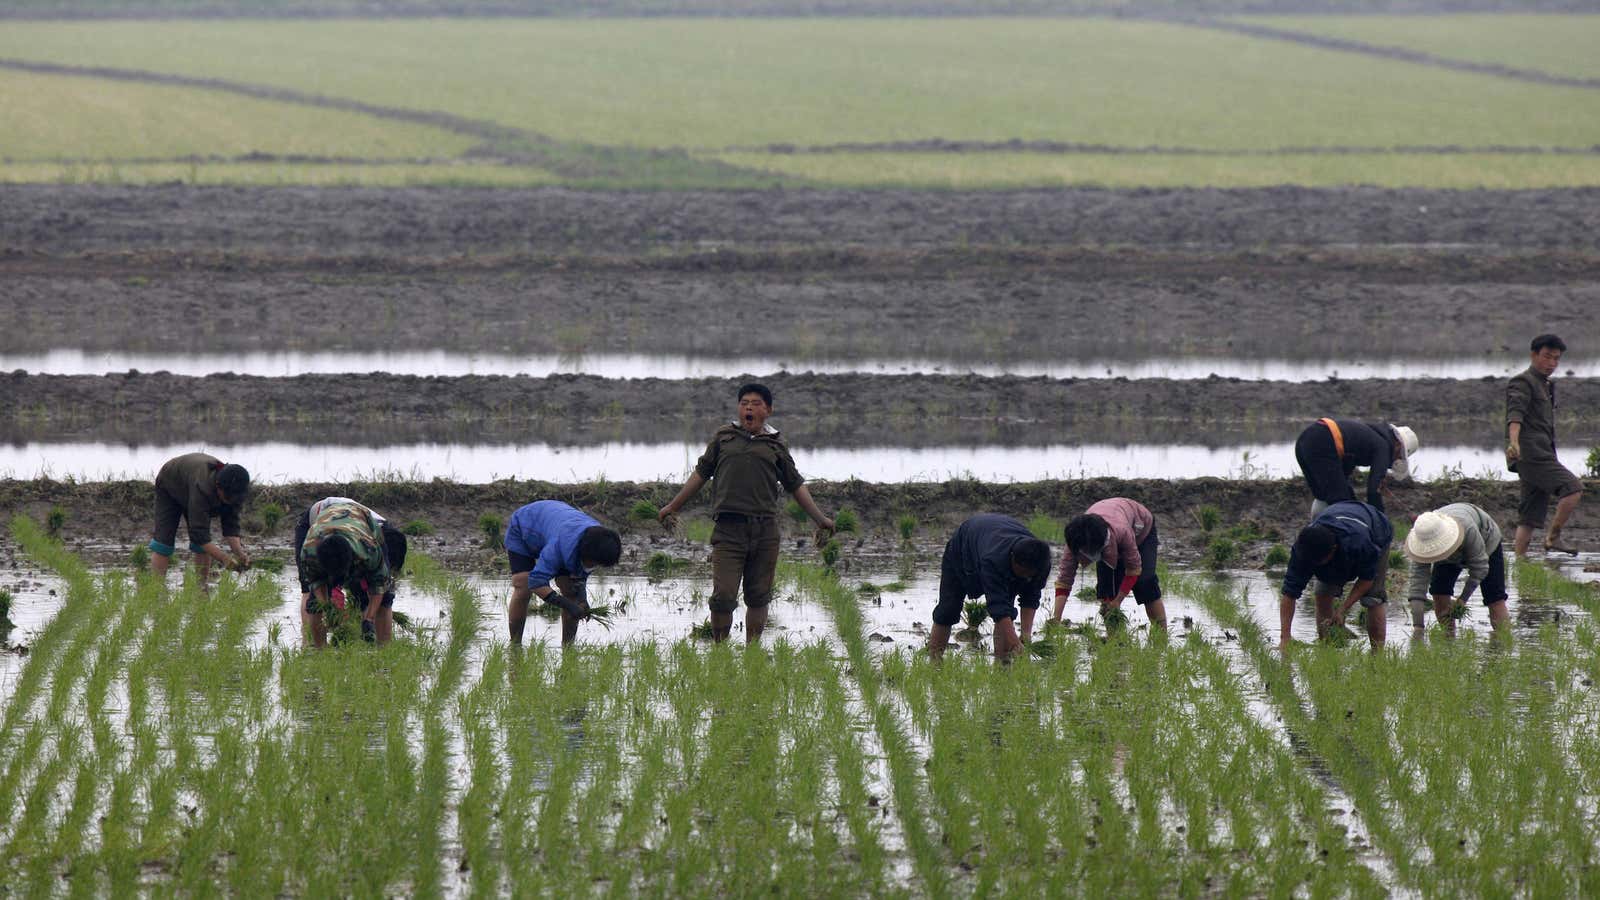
{"left": 709, "top": 515, "right": 780, "bottom": 614}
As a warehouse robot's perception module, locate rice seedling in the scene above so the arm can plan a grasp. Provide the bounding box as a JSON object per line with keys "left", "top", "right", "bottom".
{"left": 259, "top": 501, "right": 285, "bottom": 532}
{"left": 834, "top": 508, "right": 859, "bottom": 534}
{"left": 1026, "top": 511, "right": 1059, "bottom": 542}
{"left": 963, "top": 600, "right": 987, "bottom": 629}
{"left": 45, "top": 505, "right": 66, "bottom": 536}
{"left": 629, "top": 499, "right": 660, "bottom": 522}
{"left": 690, "top": 619, "right": 715, "bottom": 639}
{"left": 1587, "top": 445, "right": 1600, "bottom": 478}
{"left": 897, "top": 513, "right": 918, "bottom": 541}
{"left": 1205, "top": 536, "right": 1238, "bottom": 570}
{"left": 401, "top": 518, "right": 434, "bottom": 536}
{"left": 478, "top": 512, "right": 504, "bottom": 550}
{"left": 683, "top": 517, "right": 713, "bottom": 543}
{"left": 821, "top": 537, "right": 842, "bottom": 569}
{"left": 1101, "top": 605, "right": 1128, "bottom": 630}
{"left": 0, "top": 588, "right": 12, "bottom": 632}
{"left": 645, "top": 551, "right": 692, "bottom": 578}
{"left": 786, "top": 499, "right": 809, "bottom": 524}
{"left": 128, "top": 543, "right": 149, "bottom": 571}
{"left": 1263, "top": 543, "right": 1290, "bottom": 568}
{"left": 1195, "top": 504, "right": 1221, "bottom": 533}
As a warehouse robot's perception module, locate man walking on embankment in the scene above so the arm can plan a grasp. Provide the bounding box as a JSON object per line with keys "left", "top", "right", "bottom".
{"left": 147, "top": 452, "right": 251, "bottom": 582}
{"left": 1507, "top": 333, "right": 1583, "bottom": 556}
{"left": 658, "top": 382, "right": 835, "bottom": 643}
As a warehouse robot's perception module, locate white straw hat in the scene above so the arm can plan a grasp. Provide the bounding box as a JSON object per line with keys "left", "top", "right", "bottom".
{"left": 1389, "top": 424, "right": 1420, "bottom": 481}
{"left": 1405, "top": 510, "right": 1464, "bottom": 563}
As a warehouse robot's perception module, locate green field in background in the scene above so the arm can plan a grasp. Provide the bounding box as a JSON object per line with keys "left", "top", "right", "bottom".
{"left": 1243, "top": 14, "right": 1600, "bottom": 81}
{"left": 0, "top": 68, "right": 475, "bottom": 161}
{"left": 709, "top": 150, "right": 1600, "bottom": 189}
{"left": 1, "top": 16, "right": 1597, "bottom": 188}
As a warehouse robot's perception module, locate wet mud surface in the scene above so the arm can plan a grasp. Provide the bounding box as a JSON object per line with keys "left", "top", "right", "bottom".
{"left": 4, "top": 371, "right": 1595, "bottom": 447}
{"left": 4, "top": 263, "right": 1597, "bottom": 362}
{"left": 6, "top": 185, "right": 1600, "bottom": 255}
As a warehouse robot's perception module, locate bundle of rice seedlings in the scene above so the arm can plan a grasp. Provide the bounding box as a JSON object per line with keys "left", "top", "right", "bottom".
{"left": 963, "top": 601, "right": 987, "bottom": 629}
{"left": 1447, "top": 601, "right": 1470, "bottom": 621}
{"left": 1102, "top": 606, "right": 1128, "bottom": 630}
{"left": 691, "top": 620, "right": 715, "bottom": 640}
{"left": 585, "top": 604, "right": 616, "bottom": 631}
{"left": 1027, "top": 639, "right": 1059, "bottom": 659}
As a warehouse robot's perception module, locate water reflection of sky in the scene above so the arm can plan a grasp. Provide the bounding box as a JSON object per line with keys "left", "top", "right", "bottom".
{"left": 3, "top": 348, "right": 1591, "bottom": 382}
{"left": 0, "top": 440, "right": 1519, "bottom": 483}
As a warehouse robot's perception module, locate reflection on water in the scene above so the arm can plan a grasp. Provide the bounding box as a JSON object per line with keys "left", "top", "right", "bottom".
{"left": 3, "top": 348, "right": 1588, "bottom": 382}
{"left": 0, "top": 440, "right": 1514, "bottom": 483}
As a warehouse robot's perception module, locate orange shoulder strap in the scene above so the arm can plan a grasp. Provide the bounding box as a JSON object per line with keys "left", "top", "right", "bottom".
{"left": 1318, "top": 418, "right": 1345, "bottom": 458}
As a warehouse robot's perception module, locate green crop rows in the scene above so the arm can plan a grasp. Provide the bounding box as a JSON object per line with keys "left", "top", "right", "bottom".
{"left": 2, "top": 16, "right": 1599, "bottom": 188}
{"left": 7, "top": 512, "right": 1600, "bottom": 892}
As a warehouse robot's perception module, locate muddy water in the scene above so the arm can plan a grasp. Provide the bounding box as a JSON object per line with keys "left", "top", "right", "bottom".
{"left": 5, "top": 348, "right": 1594, "bottom": 382}
{"left": 0, "top": 570, "right": 65, "bottom": 693}
{"left": 0, "top": 440, "right": 1515, "bottom": 483}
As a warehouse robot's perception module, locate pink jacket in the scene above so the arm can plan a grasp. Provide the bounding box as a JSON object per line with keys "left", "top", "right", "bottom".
{"left": 1057, "top": 498, "right": 1155, "bottom": 587}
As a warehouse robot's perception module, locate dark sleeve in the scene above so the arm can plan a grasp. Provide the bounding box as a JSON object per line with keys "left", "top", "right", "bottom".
{"left": 1506, "top": 377, "right": 1530, "bottom": 427}
{"left": 694, "top": 436, "right": 721, "bottom": 480}
{"left": 774, "top": 445, "right": 805, "bottom": 493}
{"left": 185, "top": 482, "right": 213, "bottom": 546}
{"left": 218, "top": 503, "right": 242, "bottom": 539}
{"left": 978, "top": 553, "right": 1016, "bottom": 607}
{"left": 1281, "top": 550, "right": 1312, "bottom": 599}
{"left": 1363, "top": 425, "right": 1392, "bottom": 507}
{"left": 1352, "top": 541, "right": 1381, "bottom": 583}
{"left": 1017, "top": 568, "right": 1046, "bottom": 610}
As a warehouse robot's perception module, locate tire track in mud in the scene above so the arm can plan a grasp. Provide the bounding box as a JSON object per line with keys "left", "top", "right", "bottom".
{"left": 1186, "top": 18, "right": 1600, "bottom": 91}
{"left": 718, "top": 139, "right": 1600, "bottom": 156}
{"left": 0, "top": 57, "right": 771, "bottom": 183}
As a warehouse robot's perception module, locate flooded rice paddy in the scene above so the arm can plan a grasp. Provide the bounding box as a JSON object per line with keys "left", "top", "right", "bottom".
{"left": 5, "top": 348, "right": 1594, "bottom": 381}
{"left": 0, "top": 440, "right": 1517, "bottom": 483}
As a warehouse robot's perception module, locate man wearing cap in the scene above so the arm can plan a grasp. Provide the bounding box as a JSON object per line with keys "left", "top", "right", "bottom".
{"left": 1054, "top": 497, "right": 1166, "bottom": 631}
{"left": 658, "top": 382, "right": 835, "bottom": 644}
{"left": 1293, "top": 418, "right": 1419, "bottom": 515}
{"left": 504, "top": 499, "right": 623, "bottom": 647}
{"left": 148, "top": 451, "right": 251, "bottom": 581}
{"left": 1278, "top": 500, "right": 1393, "bottom": 651}
{"left": 928, "top": 513, "right": 1052, "bottom": 660}
{"left": 1402, "top": 503, "right": 1509, "bottom": 636}
{"left": 1507, "top": 333, "right": 1584, "bottom": 556}
{"left": 293, "top": 497, "right": 408, "bottom": 646}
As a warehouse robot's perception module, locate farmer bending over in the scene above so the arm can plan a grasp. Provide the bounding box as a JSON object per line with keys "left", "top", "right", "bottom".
{"left": 659, "top": 383, "right": 834, "bottom": 643}
{"left": 1056, "top": 497, "right": 1165, "bottom": 631}
{"left": 294, "top": 497, "right": 407, "bottom": 646}
{"left": 928, "top": 514, "right": 1051, "bottom": 660}
{"left": 1279, "top": 500, "right": 1393, "bottom": 652}
{"left": 147, "top": 452, "right": 251, "bottom": 582}
{"left": 1402, "top": 503, "right": 1509, "bottom": 636}
{"left": 1507, "top": 333, "right": 1584, "bottom": 556}
{"left": 1294, "top": 418, "right": 1418, "bottom": 516}
{"left": 505, "top": 500, "right": 622, "bottom": 646}
{"left": 298, "top": 499, "right": 400, "bottom": 647}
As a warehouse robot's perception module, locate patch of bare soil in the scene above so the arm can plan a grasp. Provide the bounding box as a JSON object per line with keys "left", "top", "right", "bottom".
{"left": 2, "top": 371, "right": 1596, "bottom": 448}
{"left": 5, "top": 185, "right": 1599, "bottom": 256}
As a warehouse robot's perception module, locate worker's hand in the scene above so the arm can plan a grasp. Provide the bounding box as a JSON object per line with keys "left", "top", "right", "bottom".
{"left": 1506, "top": 440, "right": 1521, "bottom": 462}
{"left": 658, "top": 507, "right": 679, "bottom": 531}
{"left": 575, "top": 596, "right": 592, "bottom": 620}
{"left": 228, "top": 556, "right": 250, "bottom": 572}
{"left": 813, "top": 525, "right": 836, "bottom": 548}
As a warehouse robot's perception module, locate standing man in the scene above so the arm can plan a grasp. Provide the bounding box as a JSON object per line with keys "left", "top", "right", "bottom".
{"left": 928, "top": 514, "right": 1051, "bottom": 660}
{"left": 1402, "top": 503, "right": 1509, "bottom": 636}
{"left": 658, "top": 383, "right": 835, "bottom": 643}
{"left": 1278, "top": 500, "right": 1394, "bottom": 652}
{"left": 1507, "top": 333, "right": 1583, "bottom": 556}
{"left": 148, "top": 452, "right": 251, "bottom": 581}
{"left": 1054, "top": 497, "right": 1166, "bottom": 631}
{"left": 297, "top": 498, "right": 399, "bottom": 647}
{"left": 1293, "top": 418, "right": 1419, "bottom": 515}
{"left": 293, "top": 497, "right": 407, "bottom": 646}
{"left": 505, "top": 500, "right": 622, "bottom": 646}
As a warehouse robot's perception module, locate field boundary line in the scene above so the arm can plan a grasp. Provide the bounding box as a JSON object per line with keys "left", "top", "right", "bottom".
{"left": 716, "top": 139, "right": 1600, "bottom": 156}
{"left": 1186, "top": 17, "right": 1600, "bottom": 90}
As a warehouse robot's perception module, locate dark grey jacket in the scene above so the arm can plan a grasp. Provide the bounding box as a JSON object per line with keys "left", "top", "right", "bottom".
{"left": 1507, "top": 366, "right": 1559, "bottom": 461}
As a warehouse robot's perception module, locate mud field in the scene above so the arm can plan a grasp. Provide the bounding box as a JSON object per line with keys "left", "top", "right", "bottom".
{"left": 6, "top": 185, "right": 1600, "bottom": 255}
{"left": 3, "top": 475, "right": 1587, "bottom": 573}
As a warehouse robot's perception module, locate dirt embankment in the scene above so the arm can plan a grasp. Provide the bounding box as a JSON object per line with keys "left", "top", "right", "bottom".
{"left": 3, "top": 265, "right": 1596, "bottom": 362}
{"left": 3, "top": 371, "right": 1593, "bottom": 447}
{"left": 6, "top": 185, "right": 1600, "bottom": 256}
{"left": 3, "top": 476, "right": 1590, "bottom": 574}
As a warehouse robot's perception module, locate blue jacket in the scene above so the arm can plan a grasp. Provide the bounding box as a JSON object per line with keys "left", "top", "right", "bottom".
{"left": 948, "top": 514, "right": 1050, "bottom": 615}
{"left": 1282, "top": 501, "right": 1393, "bottom": 599}
{"left": 505, "top": 501, "right": 598, "bottom": 590}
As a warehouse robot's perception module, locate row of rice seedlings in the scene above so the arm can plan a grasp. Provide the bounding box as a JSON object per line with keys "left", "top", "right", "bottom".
{"left": 794, "top": 562, "right": 949, "bottom": 896}
{"left": 1174, "top": 569, "right": 1600, "bottom": 895}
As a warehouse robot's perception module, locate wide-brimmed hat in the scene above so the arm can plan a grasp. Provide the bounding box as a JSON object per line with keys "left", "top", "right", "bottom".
{"left": 1389, "top": 424, "right": 1420, "bottom": 481}
{"left": 1405, "top": 510, "right": 1464, "bottom": 563}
